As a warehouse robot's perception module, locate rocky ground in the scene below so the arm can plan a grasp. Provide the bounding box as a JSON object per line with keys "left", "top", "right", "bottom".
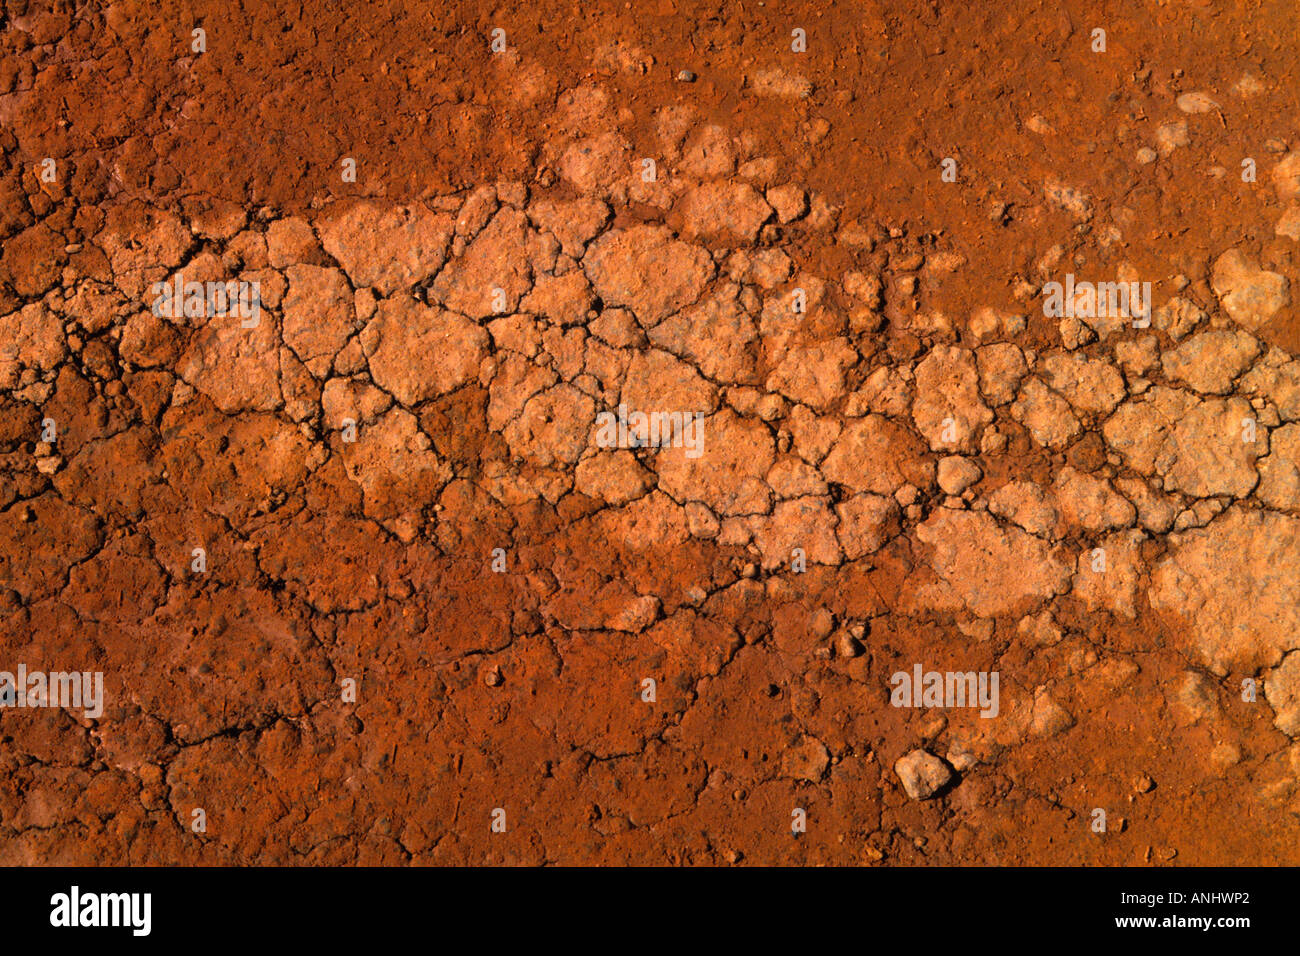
{"left": 1, "top": 1, "right": 1299, "bottom": 865}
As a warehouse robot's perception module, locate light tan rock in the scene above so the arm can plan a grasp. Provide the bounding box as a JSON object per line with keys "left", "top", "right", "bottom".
{"left": 363, "top": 298, "right": 489, "bottom": 406}
{"left": 520, "top": 271, "right": 594, "bottom": 326}
{"left": 1210, "top": 248, "right": 1290, "bottom": 329}
{"left": 1114, "top": 336, "right": 1159, "bottom": 376}
{"left": 527, "top": 198, "right": 611, "bottom": 258}
{"left": 1012, "top": 377, "right": 1081, "bottom": 449}
{"left": 1241, "top": 356, "right": 1300, "bottom": 421}
{"left": 178, "top": 312, "right": 282, "bottom": 413}
{"left": 1073, "top": 530, "right": 1145, "bottom": 619}
{"left": 1265, "top": 653, "right": 1300, "bottom": 737}
{"left": 678, "top": 124, "right": 736, "bottom": 178}
{"left": 656, "top": 409, "right": 774, "bottom": 516}
{"left": 584, "top": 225, "right": 714, "bottom": 326}
{"left": 1152, "top": 296, "right": 1206, "bottom": 341}
{"left": 648, "top": 287, "right": 758, "bottom": 384}
{"left": 895, "top": 749, "right": 953, "bottom": 799}
{"left": 558, "top": 131, "right": 632, "bottom": 198}
{"left": 750, "top": 69, "right": 813, "bottom": 100}
{"left": 1104, "top": 388, "right": 1263, "bottom": 498}
{"left": 766, "top": 457, "right": 828, "bottom": 498}
{"left": 321, "top": 377, "right": 392, "bottom": 428}
{"left": 1149, "top": 507, "right": 1300, "bottom": 673}
{"left": 1177, "top": 92, "right": 1220, "bottom": 114}
{"left": 0, "top": 304, "right": 65, "bottom": 388}
{"left": 1030, "top": 689, "right": 1075, "bottom": 737}
{"left": 911, "top": 509, "right": 1073, "bottom": 618}
{"left": 975, "top": 343, "right": 1027, "bottom": 406}
{"left": 317, "top": 201, "right": 453, "bottom": 296}
{"left": 1053, "top": 466, "right": 1136, "bottom": 533}
{"left": 988, "top": 481, "right": 1060, "bottom": 538}
{"left": 281, "top": 265, "right": 356, "bottom": 377}
{"left": 835, "top": 493, "right": 899, "bottom": 559}
{"left": 1040, "top": 350, "right": 1127, "bottom": 416}
{"left": 1155, "top": 120, "right": 1189, "bottom": 156}
{"left": 679, "top": 181, "right": 773, "bottom": 242}
{"left": 266, "top": 216, "right": 322, "bottom": 268}
{"left": 1160, "top": 330, "right": 1260, "bottom": 394}
{"left": 750, "top": 496, "right": 842, "bottom": 569}
{"left": 787, "top": 404, "right": 842, "bottom": 464}
{"left": 621, "top": 348, "right": 718, "bottom": 414}
{"left": 1257, "top": 422, "right": 1300, "bottom": 509}
{"left": 574, "top": 450, "right": 654, "bottom": 505}
{"left": 341, "top": 407, "right": 451, "bottom": 540}
{"left": 765, "top": 338, "right": 857, "bottom": 411}
{"left": 1274, "top": 152, "right": 1300, "bottom": 203}
{"left": 1044, "top": 180, "right": 1092, "bottom": 220}
{"left": 1275, "top": 204, "right": 1300, "bottom": 241}
{"left": 937, "top": 456, "right": 982, "bottom": 495}
{"left": 912, "top": 345, "right": 993, "bottom": 453}
{"left": 766, "top": 184, "right": 807, "bottom": 223}
{"left": 487, "top": 353, "right": 558, "bottom": 432}
{"left": 431, "top": 207, "right": 546, "bottom": 319}
{"left": 821, "top": 414, "right": 934, "bottom": 495}
{"left": 1114, "top": 477, "right": 1180, "bottom": 534}
{"left": 503, "top": 384, "right": 597, "bottom": 467}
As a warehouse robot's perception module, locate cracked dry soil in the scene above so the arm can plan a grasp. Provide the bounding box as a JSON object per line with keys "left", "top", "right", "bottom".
{"left": 2, "top": 1, "right": 1300, "bottom": 865}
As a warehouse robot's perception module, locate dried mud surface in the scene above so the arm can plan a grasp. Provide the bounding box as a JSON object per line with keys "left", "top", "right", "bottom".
{"left": 2, "top": 1, "right": 1300, "bottom": 865}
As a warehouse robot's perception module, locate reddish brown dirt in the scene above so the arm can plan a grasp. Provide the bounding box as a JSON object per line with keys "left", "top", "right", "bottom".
{"left": 2, "top": 0, "right": 1299, "bottom": 865}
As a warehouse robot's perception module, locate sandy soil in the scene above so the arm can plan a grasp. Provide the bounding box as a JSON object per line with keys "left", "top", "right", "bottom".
{"left": 1, "top": 0, "right": 1299, "bottom": 865}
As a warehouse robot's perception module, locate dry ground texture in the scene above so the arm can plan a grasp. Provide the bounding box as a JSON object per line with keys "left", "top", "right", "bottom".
{"left": 1, "top": 0, "right": 1299, "bottom": 865}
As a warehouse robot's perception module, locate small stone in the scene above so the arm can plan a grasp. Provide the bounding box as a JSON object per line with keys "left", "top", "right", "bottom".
{"left": 810, "top": 606, "right": 836, "bottom": 640}
{"left": 894, "top": 749, "right": 953, "bottom": 800}
{"left": 834, "top": 629, "right": 863, "bottom": 658}
{"left": 937, "top": 456, "right": 982, "bottom": 495}
{"left": 1176, "top": 92, "right": 1220, "bottom": 114}
{"left": 1155, "top": 121, "right": 1189, "bottom": 156}
{"left": 676, "top": 69, "right": 697, "bottom": 82}
{"left": 1030, "top": 689, "right": 1074, "bottom": 738}
{"left": 1275, "top": 152, "right": 1300, "bottom": 202}
{"left": 766, "top": 184, "right": 808, "bottom": 224}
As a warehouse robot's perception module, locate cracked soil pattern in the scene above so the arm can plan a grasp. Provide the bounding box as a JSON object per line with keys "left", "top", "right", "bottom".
{"left": 2, "top": 0, "right": 1300, "bottom": 865}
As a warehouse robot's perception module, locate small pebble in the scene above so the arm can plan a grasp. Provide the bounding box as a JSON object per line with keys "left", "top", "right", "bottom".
{"left": 835, "top": 630, "right": 862, "bottom": 658}
{"left": 1176, "top": 91, "right": 1219, "bottom": 114}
